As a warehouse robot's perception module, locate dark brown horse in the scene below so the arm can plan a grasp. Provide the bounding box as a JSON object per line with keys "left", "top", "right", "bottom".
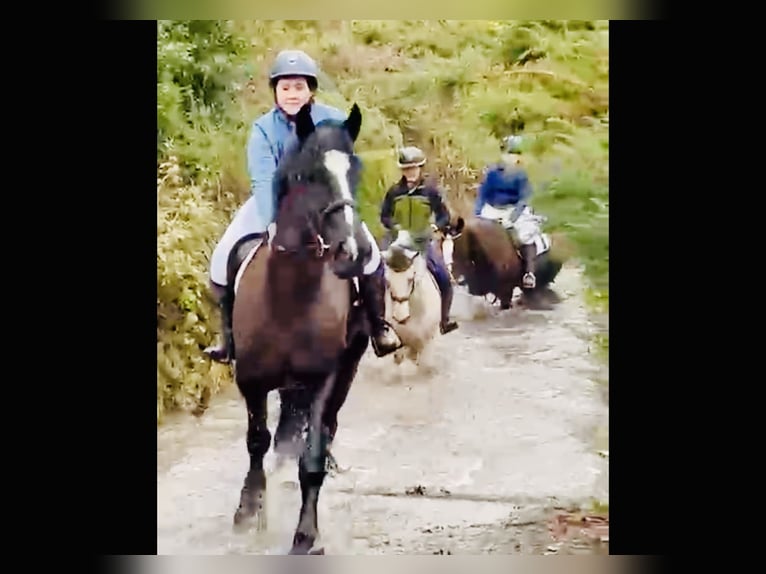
{"left": 434, "top": 215, "right": 570, "bottom": 310}
{"left": 225, "top": 102, "right": 373, "bottom": 554}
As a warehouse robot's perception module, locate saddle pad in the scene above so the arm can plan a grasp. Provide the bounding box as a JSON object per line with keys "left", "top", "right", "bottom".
{"left": 234, "top": 243, "right": 261, "bottom": 295}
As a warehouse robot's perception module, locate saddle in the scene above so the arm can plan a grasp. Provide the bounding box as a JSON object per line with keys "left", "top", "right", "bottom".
{"left": 226, "top": 232, "right": 362, "bottom": 305}
{"left": 478, "top": 204, "right": 551, "bottom": 257}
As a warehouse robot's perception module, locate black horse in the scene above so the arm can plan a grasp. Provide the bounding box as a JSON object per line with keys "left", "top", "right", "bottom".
{"left": 227, "top": 102, "right": 373, "bottom": 554}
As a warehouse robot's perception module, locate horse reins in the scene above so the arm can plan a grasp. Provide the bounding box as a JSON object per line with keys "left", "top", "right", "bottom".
{"left": 388, "top": 253, "right": 418, "bottom": 303}
{"left": 275, "top": 184, "right": 357, "bottom": 258}
{"left": 390, "top": 279, "right": 416, "bottom": 303}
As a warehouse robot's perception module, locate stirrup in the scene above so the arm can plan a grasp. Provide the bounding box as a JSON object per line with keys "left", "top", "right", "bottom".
{"left": 522, "top": 272, "right": 536, "bottom": 289}
{"left": 370, "top": 325, "right": 401, "bottom": 357}
{"left": 440, "top": 320, "right": 458, "bottom": 335}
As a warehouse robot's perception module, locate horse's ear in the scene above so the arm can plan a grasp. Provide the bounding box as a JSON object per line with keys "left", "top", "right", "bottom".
{"left": 344, "top": 102, "right": 362, "bottom": 142}
{"left": 295, "top": 103, "right": 315, "bottom": 143}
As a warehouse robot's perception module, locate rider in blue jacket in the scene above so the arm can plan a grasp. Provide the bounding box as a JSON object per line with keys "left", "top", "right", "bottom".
{"left": 380, "top": 146, "right": 458, "bottom": 335}
{"left": 474, "top": 135, "right": 540, "bottom": 289}
{"left": 204, "top": 49, "right": 401, "bottom": 363}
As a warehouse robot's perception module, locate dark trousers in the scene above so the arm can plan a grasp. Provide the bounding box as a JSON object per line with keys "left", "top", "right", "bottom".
{"left": 425, "top": 242, "right": 452, "bottom": 296}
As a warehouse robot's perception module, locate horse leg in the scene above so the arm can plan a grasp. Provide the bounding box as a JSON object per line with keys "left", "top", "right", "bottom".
{"left": 322, "top": 331, "right": 369, "bottom": 475}
{"left": 534, "top": 252, "right": 563, "bottom": 304}
{"left": 289, "top": 373, "right": 336, "bottom": 555}
{"left": 519, "top": 250, "right": 558, "bottom": 311}
{"left": 274, "top": 386, "right": 311, "bottom": 467}
{"left": 498, "top": 279, "right": 514, "bottom": 310}
{"left": 233, "top": 387, "right": 270, "bottom": 532}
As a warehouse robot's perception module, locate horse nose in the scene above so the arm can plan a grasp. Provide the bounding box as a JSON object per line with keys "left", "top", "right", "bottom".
{"left": 341, "top": 236, "right": 359, "bottom": 261}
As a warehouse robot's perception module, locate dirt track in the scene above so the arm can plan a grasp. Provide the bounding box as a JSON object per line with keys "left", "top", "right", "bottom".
{"left": 157, "top": 263, "right": 608, "bottom": 554}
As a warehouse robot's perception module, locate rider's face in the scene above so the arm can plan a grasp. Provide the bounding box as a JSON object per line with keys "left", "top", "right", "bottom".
{"left": 402, "top": 166, "right": 421, "bottom": 186}
{"left": 275, "top": 77, "right": 312, "bottom": 116}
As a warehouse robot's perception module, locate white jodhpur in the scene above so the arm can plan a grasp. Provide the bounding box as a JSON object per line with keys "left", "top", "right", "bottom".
{"left": 479, "top": 203, "right": 550, "bottom": 255}
{"left": 210, "top": 199, "right": 383, "bottom": 288}
{"left": 210, "top": 194, "right": 268, "bottom": 287}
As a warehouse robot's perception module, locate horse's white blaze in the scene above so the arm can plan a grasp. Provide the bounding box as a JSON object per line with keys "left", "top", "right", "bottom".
{"left": 383, "top": 250, "right": 442, "bottom": 364}
{"left": 323, "top": 149, "right": 357, "bottom": 259}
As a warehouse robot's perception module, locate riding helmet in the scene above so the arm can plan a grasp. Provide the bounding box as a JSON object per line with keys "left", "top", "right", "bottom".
{"left": 397, "top": 146, "right": 427, "bottom": 168}
{"left": 501, "top": 134, "right": 524, "bottom": 154}
{"left": 269, "top": 49, "right": 319, "bottom": 91}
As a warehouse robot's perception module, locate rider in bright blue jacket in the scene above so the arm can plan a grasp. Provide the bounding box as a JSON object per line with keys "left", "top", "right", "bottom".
{"left": 205, "top": 49, "right": 401, "bottom": 363}
{"left": 474, "top": 136, "right": 533, "bottom": 218}
{"left": 474, "top": 135, "right": 541, "bottom": 289}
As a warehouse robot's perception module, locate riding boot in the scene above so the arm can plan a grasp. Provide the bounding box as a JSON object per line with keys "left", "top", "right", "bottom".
{"left": 439, "top": 284, "right": 459, "bottom": 335}
{"left": 360, "top": 270, "right": 402, "bottom": 357}
{"left": 520, "top": 244, "right": 537, "bottom": 289}
{"left": 203, "top": 283, "right": 235, "bottom": 364}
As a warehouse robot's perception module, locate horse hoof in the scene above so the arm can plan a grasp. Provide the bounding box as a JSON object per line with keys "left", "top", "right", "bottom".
{"left": 233, "top": 492, "right": 267, "bottom": 532}
{"left": 233, "top": 508, "right": 267, "bottom": 533}
{"left": 288, "top": 533, "right": 319, "bottom": 555}
{"left": 326, "top": 451, "right": 347, "bottom": 476}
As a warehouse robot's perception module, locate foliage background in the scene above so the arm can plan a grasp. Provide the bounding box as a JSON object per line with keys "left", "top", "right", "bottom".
{"left": 156, "top": 20, "right": 609, "bottom": 423}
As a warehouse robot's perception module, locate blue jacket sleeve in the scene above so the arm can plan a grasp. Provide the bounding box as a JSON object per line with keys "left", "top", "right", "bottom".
{"left": 246, "top": 123, "right": 279, "bottom": 231}
{"left": 474, "top": 173, "right": 492, "bottom": 216}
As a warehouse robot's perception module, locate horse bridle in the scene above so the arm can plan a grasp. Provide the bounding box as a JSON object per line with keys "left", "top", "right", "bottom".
{"left": 317, "top": 197, "right": 356, "bottom": 256}
{"left": 389, "top": 272, "right": 417, "bottom": 303}
{"left": 274, "top": 196, "right": 356, "bottom": 258}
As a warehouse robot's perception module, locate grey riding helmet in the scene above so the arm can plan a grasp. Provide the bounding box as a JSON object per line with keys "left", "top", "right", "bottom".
{"left": 269, "top": 49, "right": 319, "bottom": 91}
{"left": 501, "top": 134, "right": 524, "bottom": 154}
{"left": 397, "top": 146, "right": 427, "bottom": 168}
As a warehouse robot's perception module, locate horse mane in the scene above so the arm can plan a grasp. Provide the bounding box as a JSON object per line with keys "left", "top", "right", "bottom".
{"left": 273, "top": 117, "right": 358, "bottom": 216}
{"left": 446, "top": 217, "right": 516, "bottom": 293}
{"left": 467, "top": 217, "right": 518, "bottom": 260}
{"left": 274, "top": 145, "right": 333, "bottom": 219}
